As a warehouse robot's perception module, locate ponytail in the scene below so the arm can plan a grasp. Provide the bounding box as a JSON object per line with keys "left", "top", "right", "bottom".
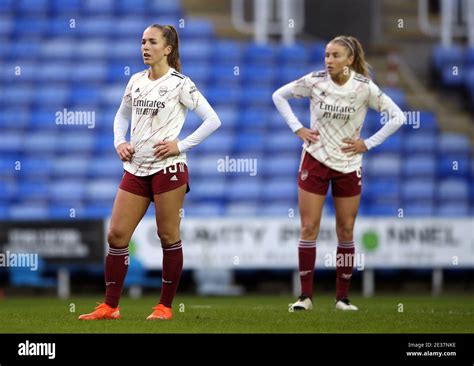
{"left": 331, "top": 35, "right": 370, "bottom": 78}
{"left": 149, "top": 24, "right": 181, "bottom": 72}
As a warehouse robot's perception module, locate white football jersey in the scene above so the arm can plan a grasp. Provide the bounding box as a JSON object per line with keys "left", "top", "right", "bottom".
{"left": 291, "top": 69, "right": 403, "bottom": 173}
{"left": 121, "top": 67, "right": 204, "bottom": 176}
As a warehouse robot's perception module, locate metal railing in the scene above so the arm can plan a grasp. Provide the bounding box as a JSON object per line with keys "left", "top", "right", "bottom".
{"left": 418, "top": 0, "right": 474, "bottom": 46}
{"left": 231, "top": 0, "right": 305, "bottom": 44}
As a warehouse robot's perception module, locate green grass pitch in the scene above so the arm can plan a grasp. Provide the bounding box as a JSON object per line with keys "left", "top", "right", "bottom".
{"left": 0, "top": 295, "right": 473, "bottom": 333}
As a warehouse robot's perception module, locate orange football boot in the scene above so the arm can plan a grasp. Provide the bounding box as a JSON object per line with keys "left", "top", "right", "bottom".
{"left": 78, "top": 303, "right": 120, "bottom": 320}
{"left": 146, "top": 304, "right": 173, "bottom": 320}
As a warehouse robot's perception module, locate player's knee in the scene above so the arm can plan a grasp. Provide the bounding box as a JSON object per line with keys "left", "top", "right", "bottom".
{"left": 336, "top": 223, "right": 354, "bottom": 241}
{"left": 300, "top": 222, "right": 320, "bottom": 240}
{"left": 157, "top": 230, "right": 179, "bottom": 247}
{"left": 107, "top": 228, "right": 129, "bottom": 248}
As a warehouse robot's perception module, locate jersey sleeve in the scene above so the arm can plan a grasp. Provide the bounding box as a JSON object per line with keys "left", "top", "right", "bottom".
{"left": 290, "top": 72, "right": 314, "bottom": 98}
{"left": 364, "top": 80, "right": 406, "bottom": 150}
{"left": 121, "top": 73, "right": 138, "bottom": 109}
{"left": 179, "top": 77, "right": 205, "bottom": 111}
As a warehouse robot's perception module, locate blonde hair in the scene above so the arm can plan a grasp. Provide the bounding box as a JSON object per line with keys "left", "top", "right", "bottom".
{"left": 331, "top": 35, "right": 370, "bottom": 78}
{"left": 149, "top": 24, "right": 181, "bottom": 72}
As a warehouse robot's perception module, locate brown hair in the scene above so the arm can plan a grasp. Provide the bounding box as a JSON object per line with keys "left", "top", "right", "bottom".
{"left": 149, "top": 24, "right": 181, "bottom": 72}
{"left": 330, "top": 35, "right": 370, "bottom": 78}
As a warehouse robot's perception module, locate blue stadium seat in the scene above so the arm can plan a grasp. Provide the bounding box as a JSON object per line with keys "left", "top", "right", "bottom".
{"left": 0, "top": 132, "right": 24, "bottom": 153}
{"left": 234, "top": 132, "right": 265, "bottom": 153}
{"left": 309, "top": 42, "right": 326, "bottom": 63}
{"left": 404, "top": 133, "right": 437, "bottom": 154}
{"left": 101, "top": 84, "right": 123, "bottom": 106}
{"left": 185, "top": 63, "right": 211, "bottom": 85}
{"left": 209, "top": 65, "right": 241, "bottom": 86}
{"left": 277, "top": 44, "right": 309, "bottom": 64}
{"left": 192, "top": 154, "right": 228, "bottom": 177}
{"left": 442, "top": 65, "right": 464, "bottom": 87}
{"left": 193, "top": 132, "right": 234, "bottom": 154}
{"left": 0, "top": 109, "right": 30, "bottom": 129}
{"left": 214, "top": 40, "right": 243, "bottom": 63}
{"left": 89, "top": 155, "right": 122, "bottom": 177}
{"left": 438, "top": 133, "right": 471, "bottom": 155}
{"left": 181, "top": 41, "right": 212, "bottom": 62}
{"left": 83, "top": 0, "right": 114, "bottom": 14}
{"left": 437, "top": 179, "right": 469, "bottom": 201}
{"left": 85, "top": 180, "right": 117, "bottom": 202}
{"left": 51, "top": 0, "right": 81, "bottom": 12}
{"left": 227, "top": 178, "right": 262, "bottom": 201}
{"left": 265, "top": 132, "right": 302, "bottom": 153}
{"left": 17, "top": 181, "right": 49, "bottom": 200}
{"left": 404, "top": 202, "right": 434, "bottom": 216}
{"left": 375, "top": 133, "right": 402, "bottom": 153}
{"left": 191, "top": 179, "right": 226, "bottom": 201}
{"left": 49, "top": 180, "right": 86, "bottom": 202}
{"left": 438, "top": 156, "right": 470, "bottom": 177}
{"left": 19, "top": 157, "right": 53, "bottom": 177}
{"left": 116, "top": 0, "right": 147, "bottom": 13}
{"left": 261, "top": 179, "right": 296, "bottom": 201}
{"left": 225, "top": 203, "right": 260, "bottom": 216}
{"left": 51, "top": 157, "right": 89, "bottom": 177}
{"left": 242, "top": 66, "right": 277, "bottom": 85}
{"left": 213, "top": 106, "right": 238, "bottom": 130}
{"left": 83, "top": 204, "right": 113, "bottom": 218}
{"left": 244, "top": 43, "right": 276, "bottom": 65}
{"left": 432, "top": 45, "right": 464, "bottom": 71}
{"left": 261, "top": 154, "right": 299, "bottom": 176}
{"left": 418, "top": 111, "right": 438, "bottom": 132}
{"left": 70, "top": 62, "right": 107, "bottom": 83}
{"left": 14, "top": 18, "right": 48, "bottom": 36}
{"left": 259, "top": 203, "right": 294, "bottom": 216}
{"left": 180, "top": 18, "right": 214, "bottom": 39}
{"left": 149, "top": 0, "right": 182, "bottom": 16}
{"left": 57, "top": 133, "right": 95, "bottom": 153}
{"left": 9, "top": 256, "right": 56, "bottom": 288}
{"left": 367, "top": 203, "right": 399, "bottom": 216}
{"left": 0, "top": 180, "right": 17, "bottom": 202}
{"left": 401, "top": 179, "right": 435, "bottom": 202}
{"left": 436, "top": 202, "right": 469, "bottom": 216}
{"left": 466, "top": 47, "right": 474, "bottom": 65}
{"left": 366, "top": 154, "right": 401, "bottom": 177}
{"left": 186, "top": 202, "right": 223, "bottom": 216}
{"left": 1, "top": 85, "right": 35, "bottom": 106}
{"left": 238, "top": 109, "right": 268, "bottom": 131}
{"left": 403, "top": 155, "right": 436, "bottom": 177}
{"left": 364, "top": 179, "right": 400, "bottom": 202}
{"left": 239, "top": 86, "right": 273, "bottom": 106}
{"left": 383, "top": 87, "right": 406, "bottom": 109}
{"left": 36, "top": 85, "right": 70, "bottom": 106}
{"left": 23, "top": 133, "right": 58, "bottom": 153}
{"left": 0, "top": 0, "right": 13, "bottom": 12}
{"left": 49, "top": 205, "right": 85, "bottom": 219}
{"left": 70, "top": 86, "right": 100, "bottom": 105}
{"left": 37, "top": 63, "right": 72, "bottom": 81}
{"left": 17, "top": 0, "right": 48, "bottom": 13}
{"left": 206, "top": 87, "right": 241, "bottom": 105}
{"left": 9, "top": 204, "right": 49, "bottom": 219}
{"left": 0, "top": 62, "right": 37, "bottom": 83}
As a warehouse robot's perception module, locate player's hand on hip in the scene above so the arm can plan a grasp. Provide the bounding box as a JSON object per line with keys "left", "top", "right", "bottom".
{"left": 341, "top": 138, "right": 368, "bottom": 156}
{"left": 295, "top": 128, "right": 319, "bottom": 144}
{"left": 153, "top": 140, "right": 180, "bottom": 160}
{"left": 116, "top": 142, "right": 135, "bottom": 162}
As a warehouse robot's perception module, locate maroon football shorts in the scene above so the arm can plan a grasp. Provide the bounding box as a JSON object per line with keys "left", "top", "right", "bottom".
{"left": 119, "top": 163, "right": 190, "bottom": 199}
{"left": 298, "top": 151, "right": 361, "bottom": 197}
